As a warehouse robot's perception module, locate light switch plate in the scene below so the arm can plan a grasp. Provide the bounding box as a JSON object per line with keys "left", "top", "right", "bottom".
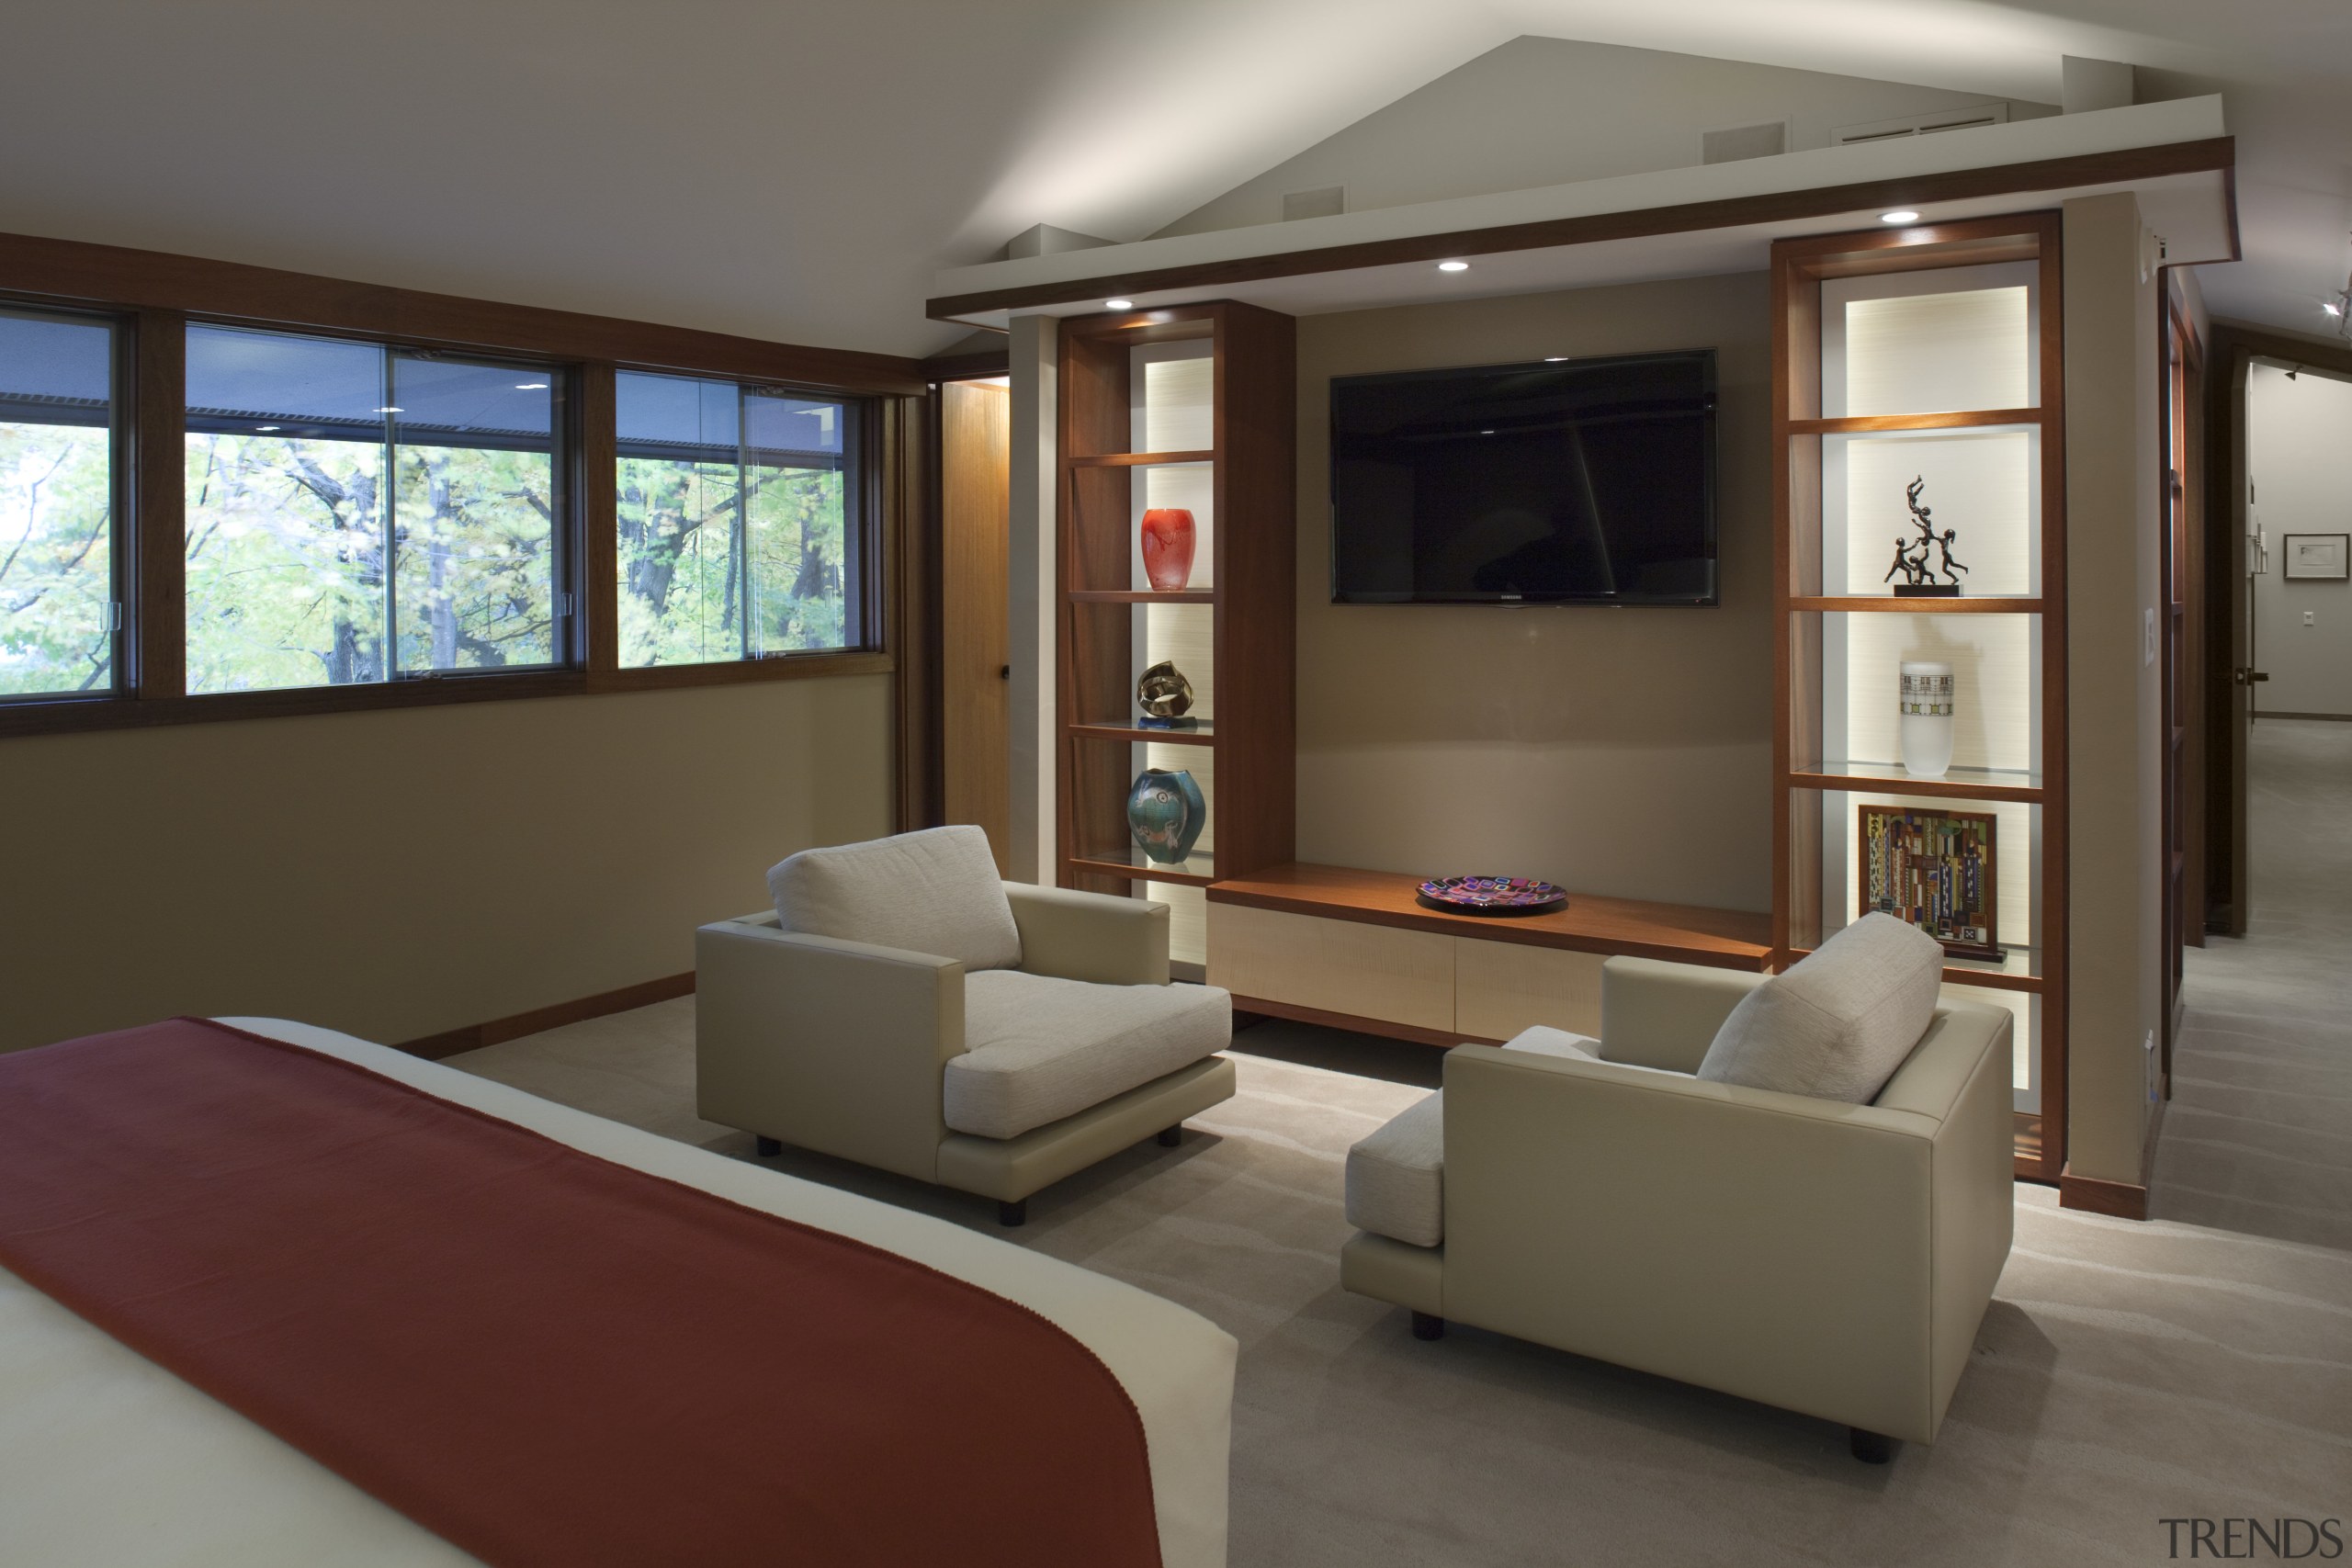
{"left": 2143, "top": 607, "right": 2157, "bottom": 667}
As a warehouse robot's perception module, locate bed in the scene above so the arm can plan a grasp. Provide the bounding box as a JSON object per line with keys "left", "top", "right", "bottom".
{"left": 0, "top": 1018, "right": 1235, "bottom": 1568}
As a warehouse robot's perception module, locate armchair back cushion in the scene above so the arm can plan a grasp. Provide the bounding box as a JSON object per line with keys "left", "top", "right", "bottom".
{"left": 1696, "top": 912, "right": 1943, "bottom": 1104}
{"left": 768, "top": 827, "right": 1023, "bottom": 973}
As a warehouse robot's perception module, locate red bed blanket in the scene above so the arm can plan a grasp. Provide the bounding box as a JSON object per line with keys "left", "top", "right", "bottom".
{"left": 0, "top": 1019, "right": 1163, "bottom": 1568}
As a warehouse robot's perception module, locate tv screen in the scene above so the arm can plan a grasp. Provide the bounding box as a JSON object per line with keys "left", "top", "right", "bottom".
{"left": 1330, "top": 349, "right": 1717, "bottom": 605}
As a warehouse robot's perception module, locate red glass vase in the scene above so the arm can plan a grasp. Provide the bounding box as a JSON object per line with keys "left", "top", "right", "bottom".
{"left": 1139, "top": 508, "right": 1196, "bottom": 592}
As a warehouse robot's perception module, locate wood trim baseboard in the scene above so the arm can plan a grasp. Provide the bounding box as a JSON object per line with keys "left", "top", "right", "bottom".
{"left": 2057, "top": 1162, "right": 2149, "bottom": 1220}
{"left": 1227, "top": 993, "right": 1499, "bottom": 1050}
{"left": 397, "top": 972, "right": 695, "bottom": 1061}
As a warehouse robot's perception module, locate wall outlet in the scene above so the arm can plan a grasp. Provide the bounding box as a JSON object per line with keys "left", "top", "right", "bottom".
{"left": 2305, "top": 610, "right": 2316, "bottom": 626}
{"left": 2143, "top": 607, "right": 2157, "bottom": 667}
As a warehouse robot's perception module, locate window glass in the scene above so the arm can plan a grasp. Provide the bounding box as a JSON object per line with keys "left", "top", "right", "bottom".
{"left": 0, "top": 308, "right": 118, "bottom": 697}
{"left": 183, "top": 325, "right": 560, "bottom": 693}
{"left": 616, "top": 371, "right": 859, "bottom": 666}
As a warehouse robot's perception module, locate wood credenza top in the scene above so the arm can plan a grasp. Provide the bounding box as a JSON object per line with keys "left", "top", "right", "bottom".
{"left": 1204, "top": 863, "right": 1773, "bottom": 971}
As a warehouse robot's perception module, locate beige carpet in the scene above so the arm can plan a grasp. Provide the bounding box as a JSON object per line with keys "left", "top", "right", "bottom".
{"left": 2154, "top": 719, "right": 2352, "bottom": 1251}
{"left": 452, "top": 990, "right": 2350, "bottom": 1567}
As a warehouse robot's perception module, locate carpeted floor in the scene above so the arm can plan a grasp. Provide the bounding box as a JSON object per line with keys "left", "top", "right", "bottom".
{"left": 2154, "top": 719, "right": 2352, "bottom": 1251}
{"left": 447, "top": 723, "right": 2352, "bottom": 1567}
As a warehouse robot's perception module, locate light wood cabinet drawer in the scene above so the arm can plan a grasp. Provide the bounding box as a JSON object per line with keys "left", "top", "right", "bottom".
{"left": 1206, "top": 903, "right": 1454, "bottom": 1032}
{"left": 1453, "top": 940, "right": 1605, "bottom": 1042}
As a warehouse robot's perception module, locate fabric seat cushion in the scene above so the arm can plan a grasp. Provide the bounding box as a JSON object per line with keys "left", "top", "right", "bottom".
{"left": 1345, "top": 1092, "right": 1444, "bottom": 1248}
{"left": 943, "top": 971, "right": 1230, "bottom": 1140}
{"left": 768, "top": 825, "right": 1022, "bottom": 972}
{"left": 1343, "top": 1029, "right": 1674, "bottom": 1250}
{"left": 1696, "top": 911, "right": 1944, "bottom": 1104}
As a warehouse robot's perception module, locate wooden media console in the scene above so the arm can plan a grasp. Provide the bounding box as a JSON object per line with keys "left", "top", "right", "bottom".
{"left": 1204, "top": 863, "right": 1772, "bottom": 1045}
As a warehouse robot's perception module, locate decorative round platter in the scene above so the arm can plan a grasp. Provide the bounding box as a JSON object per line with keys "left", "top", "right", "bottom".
{"left": 1415, "top": 875, "right": 1568, "bottom": 917}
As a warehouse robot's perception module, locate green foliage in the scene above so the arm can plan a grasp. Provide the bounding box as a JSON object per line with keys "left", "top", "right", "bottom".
{"left": 0, "top": 421, "right": 114, "bottom": 696}
{"left": 184, "top": 434, "right": 552, "bottom": 693}
{"left": 6, "top": 417, "right": 841, "bottom": 698}
{"left": 616, "top": 457, "right": 847, "bottom": 667}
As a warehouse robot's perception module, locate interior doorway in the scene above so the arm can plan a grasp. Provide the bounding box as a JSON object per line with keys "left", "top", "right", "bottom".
{"left": 2204, "top": 326, "right": 2352, "bottom": 940}
{"left": 938, "top": 376, "right": 1013, "bottom": 873}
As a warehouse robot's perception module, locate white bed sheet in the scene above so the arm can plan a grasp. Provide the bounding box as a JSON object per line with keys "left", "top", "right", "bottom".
{"left": 0, "top": 1018, "right": 1234, "bottom": 1568}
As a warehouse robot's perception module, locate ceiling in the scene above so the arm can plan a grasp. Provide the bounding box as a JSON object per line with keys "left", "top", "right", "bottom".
{"left": 0, "top": 1, "right": 2344, "bottom": 357}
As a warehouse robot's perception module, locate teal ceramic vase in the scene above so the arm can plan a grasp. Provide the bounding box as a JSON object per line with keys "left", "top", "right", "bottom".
{"left": 1125, "top": 768, "right": 1206, "bottom": 865}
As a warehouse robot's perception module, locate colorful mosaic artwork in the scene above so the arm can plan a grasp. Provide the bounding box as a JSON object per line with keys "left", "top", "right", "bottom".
{"left": 1416, "top": 876, "right": 1568, "bottom": 917}
{"left": 1857, "top": 804, "right": 2003, "bottom": 961}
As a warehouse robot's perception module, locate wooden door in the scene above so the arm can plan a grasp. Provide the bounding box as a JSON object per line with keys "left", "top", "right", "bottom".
{"left": 940, "top": 379, "right": 1012, "bottom": 874}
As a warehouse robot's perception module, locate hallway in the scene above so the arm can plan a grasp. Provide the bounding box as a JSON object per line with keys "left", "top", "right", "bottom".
{"left": 2154, "top": 718, "right": 2352, "bottom": 1249}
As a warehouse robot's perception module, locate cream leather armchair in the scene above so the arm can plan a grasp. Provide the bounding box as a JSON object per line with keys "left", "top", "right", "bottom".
{"left": 698, "top": 869, "right": 1235, "bottom": 1227}
{"left": 1341, "top": 955, "right": 2014, "bottom": 1461}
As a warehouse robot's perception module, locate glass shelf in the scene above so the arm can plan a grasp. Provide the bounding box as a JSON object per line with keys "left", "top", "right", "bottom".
{"left": 1792, "top": 758, "right": 2042, "bottom": 802}
{"left": 1069, "top": 722, "right": 1214, "bottom": 746}
{"left": 1067, "top": 450, "right": 1214, "bottom": 468}
{"left": 1069, "top": 590, "right": 1215, "bottom": 604}
{"left": 1787, "top": 943, "right": 2045, "bottom": 992}
{"left": 1789, "top": 596, "right": 2041, "bottom": 615}
{"left": 1068, "top": 845, "right": 1216, "bottom": 885}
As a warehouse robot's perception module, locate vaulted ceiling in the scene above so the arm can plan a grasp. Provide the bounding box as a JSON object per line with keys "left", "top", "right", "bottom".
{"left": 1, "top": 0, "right": 2345, "bottom": 355}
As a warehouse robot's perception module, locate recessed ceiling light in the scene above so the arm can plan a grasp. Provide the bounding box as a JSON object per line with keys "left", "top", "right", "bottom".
{"left": 1544, "top": 356, "right": 1566, "bottom": 362}
{"left": 1104, "top": 299, "right": 1135, "bottom": 310}
{"left": 1437, "top": 260, "right": 1470, "bottom": 272}
{"left": 514, "top": 381, "right": 548, "bottom": 390}
{"left": 2325, "top": 301, "right": 2344, "bottom": 318}
{"left": 254, "top": 424, "right": 279, "bottom": 432}
{"left": 374, "top": 406, "right": 402, "bottom": 414}
{"left": 1480, "top": 428, "right": 1496, "bottom": 434}
{"left": 1880, "top": 209, "right": 1921, "bottom": 225}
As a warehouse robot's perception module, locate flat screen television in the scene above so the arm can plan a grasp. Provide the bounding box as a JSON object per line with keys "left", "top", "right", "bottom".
{"left": 1329, "top": 349, "right": 1717, "bottom": 605}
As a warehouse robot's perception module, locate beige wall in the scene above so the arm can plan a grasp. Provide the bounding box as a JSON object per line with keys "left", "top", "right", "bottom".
{"left": 2063, "top": 192, "right": 2164, "bottom": 1183}
{"left": 1295, "top": 273, "right": 1773, "bottom": 912}
{"left": 2246, "top": 363, "right": 2352, "bottom": 717}
{"left": 0, "top": 676, "right": 894, "bottom": 1054}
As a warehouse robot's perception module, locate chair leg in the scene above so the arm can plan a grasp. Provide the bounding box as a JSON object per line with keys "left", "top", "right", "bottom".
{"left": 1410, "top": 1312, "right": 1445, "bottom": 1341}
{"left": 1849, "top": 1427, "right": 1895, "bottom": 1464}
{"left": 754, "top": 1136, "right": 781, "bottom": 1157}
{"left": 998, "top": 1199, "right": 1027, "bottom": 1227}
{"left": 1157, "top": 1124, "right": 1182, "bottom": 1147}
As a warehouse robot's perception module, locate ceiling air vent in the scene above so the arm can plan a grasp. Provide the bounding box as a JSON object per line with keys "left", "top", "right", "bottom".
{"left": 1282, "top": 186, "right": 1346, "bottom": 221}
{"left": 1702, "top": 121, "right": 1787, "bottom": 164}
{"left": 1831, "top": 103, "right": 2010, "bottom": 146}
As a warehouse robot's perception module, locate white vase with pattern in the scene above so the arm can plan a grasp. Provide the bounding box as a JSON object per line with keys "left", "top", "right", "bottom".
{"left": 1899, "top": 661, "right": 1955, "bottom": 779}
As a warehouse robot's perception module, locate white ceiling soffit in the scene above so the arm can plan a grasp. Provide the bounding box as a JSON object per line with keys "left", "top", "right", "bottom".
{"left": 930, "top": 97, "right": 2231, "bottom": 327}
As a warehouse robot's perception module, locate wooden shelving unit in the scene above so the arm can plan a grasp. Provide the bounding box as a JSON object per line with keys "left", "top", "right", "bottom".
{"left": 1770, "top": 214, "right": 2068, "bottom": 1183}
{"left": 1055, "top": 302, "right": 1296, "bottom": 963}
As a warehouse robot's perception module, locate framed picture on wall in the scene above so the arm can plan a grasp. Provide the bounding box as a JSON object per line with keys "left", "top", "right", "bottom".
{"left": 2283, "top": 533, "right": 2350, "bottom": 581}
{"left": 1858, "top": 804, "right": 2004, "bottom": 962}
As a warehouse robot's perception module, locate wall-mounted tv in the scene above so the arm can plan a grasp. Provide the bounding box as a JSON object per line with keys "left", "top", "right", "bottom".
{"left": 1330, "top": 349, "right": 1717, "bottom": 605}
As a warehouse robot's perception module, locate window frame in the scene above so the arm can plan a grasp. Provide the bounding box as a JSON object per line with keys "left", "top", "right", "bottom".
{"left": 608, "top": 368, "right": 877, "bottom": 677}
{"left": 178, "top": 321, "right": 582, "bottom": 694}
{"left": 0, "top": 231, "right": 921, "bottom": 738}
{"left": 0, "top": 297, "right": 136, "bottom": 705}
